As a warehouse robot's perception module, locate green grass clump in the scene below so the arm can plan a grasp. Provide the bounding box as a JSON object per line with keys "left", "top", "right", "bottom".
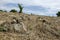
{"left": 0, "top": 26, "right": 7, "bottom": 32}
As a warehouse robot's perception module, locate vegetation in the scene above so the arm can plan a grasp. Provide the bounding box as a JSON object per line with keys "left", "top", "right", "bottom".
{"left": 10, "top": 9, "right": 17, "bottom": 12}
{"left": 0, "top": 10, "right": 3, "bottom": 12}
{"left": 0, "top": 3, "right": 23, "bottom": 13}
{"left": 0, "top": 26, "right": 7, "bottom": 32}
{"left": 56, "top": 11, "right": 60, "bottom": 17}
{"left": 0, "top": 10, "right": 7, "bottom": 12}
{"left": 18, "top": 4, "right": 23, "bottom": 13}
{"left": 4, "top": 10, "right": 7, "bottom": 12}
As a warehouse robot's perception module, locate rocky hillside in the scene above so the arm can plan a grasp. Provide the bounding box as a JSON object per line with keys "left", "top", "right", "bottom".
{"left": 0, "top": 12, "right": 60, "bottom": 40}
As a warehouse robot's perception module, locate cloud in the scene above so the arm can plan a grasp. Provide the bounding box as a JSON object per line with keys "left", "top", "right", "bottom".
{"left": 0, "top": 0, "right": 60, "bottom": 16}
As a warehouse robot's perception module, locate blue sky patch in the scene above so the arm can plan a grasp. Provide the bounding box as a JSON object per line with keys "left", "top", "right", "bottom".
{"left": 4, "top": 3, "right": 18, "bottom": 7}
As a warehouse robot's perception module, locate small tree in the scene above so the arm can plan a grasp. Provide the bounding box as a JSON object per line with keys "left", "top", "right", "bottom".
{"left": 10, "top": 9, "right": 17, "bottom": 13}
{"left": 18, "top": 4, "right": 23, "bottom": 13}
{"left": 56, "top": 11, "right": 60, "bottom": 17}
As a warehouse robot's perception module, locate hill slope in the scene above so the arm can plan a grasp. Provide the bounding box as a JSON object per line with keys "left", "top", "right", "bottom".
{"left": 0, "top": 12, "right": 60, "bottom": 40}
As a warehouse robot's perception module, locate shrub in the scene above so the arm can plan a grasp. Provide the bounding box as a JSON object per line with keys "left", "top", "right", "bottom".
{"left": 0, "top": 10, "right": 7, "bottom": 12}
{"left": 4, "top": 10, "right": 7, "bottom": 12}
{"left": 0, "top": 10, "right": 3, "bottom": 12}
{"left": 10, "top": 9, "right": 17, "bottom": 13}
{"left": 56, "top": 11, "right": 60, "bottom": 17}
{"left": 18, "top": 4, "right": 23, "bottom": 13}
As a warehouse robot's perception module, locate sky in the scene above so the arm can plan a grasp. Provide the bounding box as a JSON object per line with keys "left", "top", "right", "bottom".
{"left": 0, "top": 0, "right": 60, "bottom": 16}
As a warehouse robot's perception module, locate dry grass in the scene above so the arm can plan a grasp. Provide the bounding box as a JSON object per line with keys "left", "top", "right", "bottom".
{"left": 0, "top": 12, "right": 60, "bottom": 40}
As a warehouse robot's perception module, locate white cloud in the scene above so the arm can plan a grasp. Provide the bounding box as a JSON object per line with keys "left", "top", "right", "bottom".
{"left": 0, "top": 0, "right": 60, "bottom": 16}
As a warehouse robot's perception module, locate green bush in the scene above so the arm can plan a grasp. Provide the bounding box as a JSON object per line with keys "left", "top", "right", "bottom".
{"left": 10, "top": 9, "right": 17, "bottom": 13}
{"left": 56, "top": 11, "right": 60, "bottom": 17}
{"left": 0, "top": 10, "right": 3, "bottom": 12}
{"left": 4, "top": 10, "right": 7, "bottom": 12}
{"left": 0, "top": 10, "right": 7, "bottom": 12}
{"left": 18, "top": 4, "right": 23, "bottom": 13}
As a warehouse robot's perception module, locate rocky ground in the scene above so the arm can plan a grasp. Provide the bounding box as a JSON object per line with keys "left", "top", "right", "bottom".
{"left": 0, "top": 12, "right": 60, "bottom": 40}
